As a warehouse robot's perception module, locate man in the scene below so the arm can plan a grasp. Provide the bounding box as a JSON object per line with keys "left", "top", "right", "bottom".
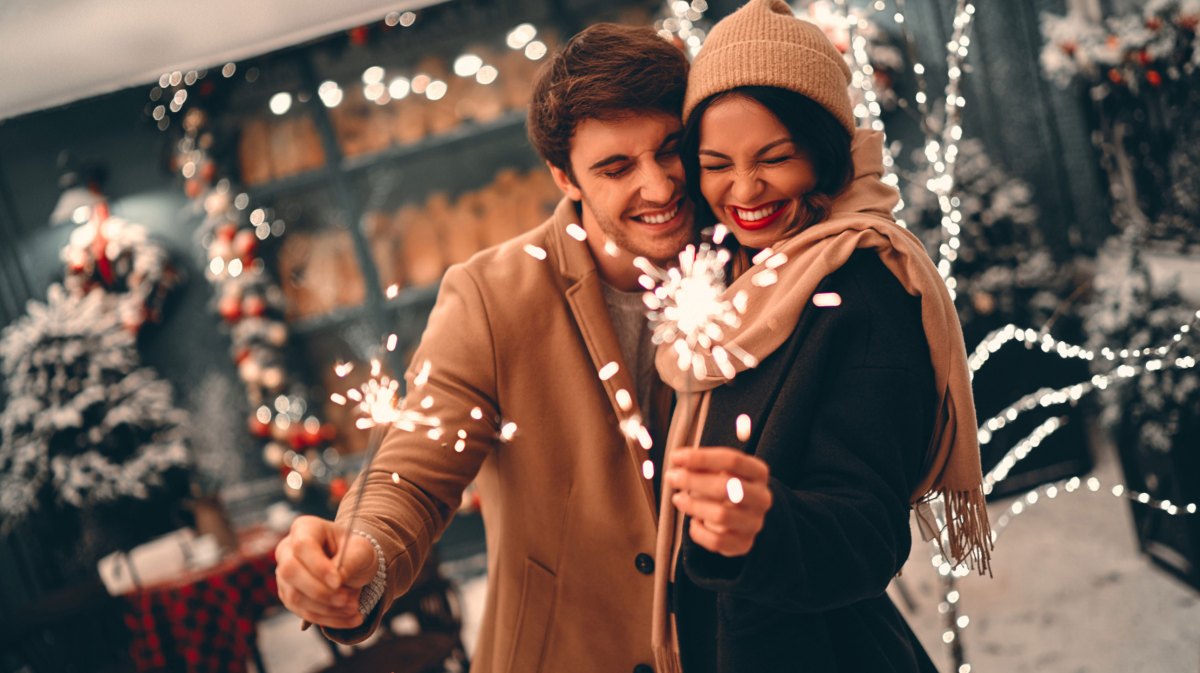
{"left": 275, "top": 23, "right": 696, "bottom": 673}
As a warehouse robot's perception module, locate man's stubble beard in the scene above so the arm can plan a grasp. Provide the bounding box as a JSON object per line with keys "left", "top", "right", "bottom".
{"left": 580, "top": 192, "right": 693, "bottom": 265}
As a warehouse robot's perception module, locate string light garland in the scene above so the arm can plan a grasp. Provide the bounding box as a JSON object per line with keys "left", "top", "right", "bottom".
{"left": 976, "top": 353, "right": 1197, "bottom": 447}
{"left": 967, "top": 312, "right": 1200, "bottom": 378}
{"left": 656, "top": 0, "right": 711, "bottom": 57}
{"left": 981, "top": 416, "right": 1066, "bottom": 495}
{"left": 925, "top": 0, "right": 976, "bottom": 301}
{"left": 832, "top": 0, "right": 909, "bottom": 228}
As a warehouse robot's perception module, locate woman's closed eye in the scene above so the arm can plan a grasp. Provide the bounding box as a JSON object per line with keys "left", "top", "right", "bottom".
{"left": 700, "top": 162, "right": 732, "bottom": 172}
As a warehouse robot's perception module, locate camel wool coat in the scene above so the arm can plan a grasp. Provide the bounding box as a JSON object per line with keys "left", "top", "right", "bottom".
{"left": 327, "top": 197, "right": 669, "bottom": 673}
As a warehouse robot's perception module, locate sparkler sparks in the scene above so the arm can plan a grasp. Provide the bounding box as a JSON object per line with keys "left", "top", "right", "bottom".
{"left": 736, "top": 414, "right": 752, "bottom": 443}
{"left": 566, "top": 223, "right": 587, "bottom": 242}
{"left": 330, "top": 361, "right": 442, "bottom": 433}
{"left": 726, "top": 477, "right": 745, "bottom": 504}
{"left": 637, "top": 242, "right": 758, "bottom": 380}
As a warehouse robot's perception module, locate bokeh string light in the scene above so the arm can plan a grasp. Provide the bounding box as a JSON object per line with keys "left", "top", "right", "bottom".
{"left": 967, "top": 311, "right": 1200, "bottom": 377}
{"left": 656, "top": 0, "right": 711, "bottom": 57}
{"left": 927, "top": 0, "right": 976, "bottom": 301}
{"left": 976, "top": 354, "right": 1198, "bottom": 448}
{"left": 981, "top": 416, "right": 1066, "bottom": 495}
{"left": 833, "top": 0, "right": 909, "bottom": 228}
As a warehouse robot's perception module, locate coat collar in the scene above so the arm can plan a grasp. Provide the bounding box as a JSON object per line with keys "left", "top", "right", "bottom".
{"left": 547, "top": 197, "right": 660, "bottom": 522}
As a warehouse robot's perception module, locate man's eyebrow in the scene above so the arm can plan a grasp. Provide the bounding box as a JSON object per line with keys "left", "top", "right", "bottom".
{"left": 587, "top": 132, "right": 684, "bottom": 171}
{"left": 698, "top": 138, "right": 795, "bottom": 160}
{"left": 588, "top": 154, "right": 630, "bottom": 171}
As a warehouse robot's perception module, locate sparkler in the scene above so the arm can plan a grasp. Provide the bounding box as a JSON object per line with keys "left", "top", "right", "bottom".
{"left": 300, "top": 354, "right": 440, "bottom": 631}
{"left": 636, "top": 238, "right": 758, "bottom": 381}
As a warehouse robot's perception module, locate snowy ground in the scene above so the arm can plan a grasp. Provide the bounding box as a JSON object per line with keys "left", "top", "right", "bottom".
{"left": 257, "top": 426, "right": 1200, "bottom": 673}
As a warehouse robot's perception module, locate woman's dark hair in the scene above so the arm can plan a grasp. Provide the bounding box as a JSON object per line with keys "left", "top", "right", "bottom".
{"left": 681, "top": 86, "right": 854, "bottom": 234}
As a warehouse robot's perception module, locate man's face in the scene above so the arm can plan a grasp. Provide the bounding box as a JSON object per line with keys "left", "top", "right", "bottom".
{"left": 550, "top": 111, "right": 694, "bottom": 264}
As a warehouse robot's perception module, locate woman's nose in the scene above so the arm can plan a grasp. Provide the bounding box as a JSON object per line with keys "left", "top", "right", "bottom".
{"left": 730, "top": 169, "right": 762, "bottom": 204}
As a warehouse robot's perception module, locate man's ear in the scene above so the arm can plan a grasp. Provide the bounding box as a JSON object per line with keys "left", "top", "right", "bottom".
{"left": 547, "top": 161, "right": 583, "bottom": 202}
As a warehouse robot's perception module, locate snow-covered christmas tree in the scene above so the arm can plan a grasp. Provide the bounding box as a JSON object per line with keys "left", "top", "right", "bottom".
{"left": 0, "top": 285, "right": 191, "bottom": 537}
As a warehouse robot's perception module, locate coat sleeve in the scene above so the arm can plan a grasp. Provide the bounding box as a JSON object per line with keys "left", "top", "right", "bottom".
{"left": 681, "top": 269, "right": 935, "bottom": 613}
{"left": 323, "top": 264, "right": 499, "bottom": 643}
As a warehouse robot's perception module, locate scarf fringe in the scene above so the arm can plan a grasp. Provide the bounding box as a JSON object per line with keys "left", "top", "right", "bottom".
{"left": 933, "top": 486, "right": 994, "bottom": 577}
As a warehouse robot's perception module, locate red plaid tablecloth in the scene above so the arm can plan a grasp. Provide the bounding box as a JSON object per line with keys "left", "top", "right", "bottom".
{"left": 120, "top": 528, "right": 282, "bottom": 673}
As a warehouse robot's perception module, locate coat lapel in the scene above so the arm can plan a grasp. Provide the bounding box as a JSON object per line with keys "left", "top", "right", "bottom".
{"left": 549, "top": 198, "right": 660, "bottom": 523}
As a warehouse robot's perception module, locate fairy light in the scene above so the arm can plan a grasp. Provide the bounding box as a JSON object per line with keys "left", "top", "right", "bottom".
{"left": 968, "top": 313, "right": 1200, "bottom": 377}
{"left": 637, "top": 241, "right": 757, "bottom": 380}
{"left": 991, "top": 476, "right": 1199, "bottom": 543}
{"left": 977, "top": 354, "right": 1197, "bottom": 444}
{"left": 981, "top": 416, "right": 1065, "bottom": 494}
{"left": 930, "top": 0, "right": 976, "bottom": 299}
{"left": 656, "top": 0, "right": 710, "bottom": 57}
{"left": 835, "top": 0, "right": 910, "bottom": 228}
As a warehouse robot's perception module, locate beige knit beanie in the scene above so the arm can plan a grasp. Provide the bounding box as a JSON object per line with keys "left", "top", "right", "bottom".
{"left": 684, "top": 0, "right": 855, "bottom": 135}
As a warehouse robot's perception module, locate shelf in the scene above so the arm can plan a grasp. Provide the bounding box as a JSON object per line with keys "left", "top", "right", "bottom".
{"left": 246, "top": 110, "right": 527, "bottom": 200}
{"left": 341, "top": 110, "right": 528, "bottom": 174}
{"left": 290, "top": 302, "right": 372, "bottom": 335}
{"left": 290, "top": 281, "right": 441, "bottom": 336}
{"left": 245, "top": 165, "right": 335, "bottom": 200}
{"left": 386, "top": 282, "right": 441, "bottom": 312}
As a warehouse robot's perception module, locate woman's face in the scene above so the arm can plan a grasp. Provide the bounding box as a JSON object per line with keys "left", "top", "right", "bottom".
{"left": 697, "top": 95, "right": 817, "bottom": 250}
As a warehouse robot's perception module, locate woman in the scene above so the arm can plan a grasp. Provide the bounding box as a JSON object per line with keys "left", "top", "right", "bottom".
{"left": 648, "top": 1, "right": 992, "bottom": 672}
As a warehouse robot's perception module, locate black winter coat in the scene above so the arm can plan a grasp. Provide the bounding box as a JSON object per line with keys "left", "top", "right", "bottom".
{"left": 674, "top": 251, "right": 941, "bottom": 673}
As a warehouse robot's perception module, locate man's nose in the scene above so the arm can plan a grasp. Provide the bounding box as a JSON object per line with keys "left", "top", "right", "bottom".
{"left": 638, "top": 161, "right": 675, "bottom": 205}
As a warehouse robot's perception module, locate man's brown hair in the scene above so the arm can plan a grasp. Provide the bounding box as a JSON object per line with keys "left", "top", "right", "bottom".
{"left": 527, "top": 23, "right": 689, "bottom": 182}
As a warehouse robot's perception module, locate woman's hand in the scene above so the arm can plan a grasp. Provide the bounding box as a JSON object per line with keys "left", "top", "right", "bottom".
{"left": 666, "top": 447, "right": 773, "bottom": 557}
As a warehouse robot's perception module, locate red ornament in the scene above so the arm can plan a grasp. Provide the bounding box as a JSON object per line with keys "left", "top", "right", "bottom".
{"left": 218, "top": 294, "right": 243, "bottom": 322}
{"left": 243, "top": 295, "right": 267, "bottom": 317}
{"left": 215, "top": 223, "right": 237, "bottom": 243}
{"left": 1108, "top": 68, "right": 1123, "bottom": 84}
{"left": 349, "top": 26, "right": 369, "bottom": 45}
{"left": 329, "top": 477, "right": 349, "bottom": 502}
{"left": 288, "top": 428, "right": 307, "bottom": 450}
{"left": 1136, "top": 50, "right": 1151, "bottom": 67}
{"left": 234, "top": 347, "right": 251, "bottom": 364}
{"left": 200, "top": 162, "right": 217, "bottom": 183}
{"left": 320, "top": 423, "right": 338, "bottom": 442}
{"left": 185, "top": 178, "right": 204, "bottom": 199}
{"left": 303, "top": 427, "right": 324, "bottom": 448}
{"left": 1147, "top": 70, "right": 1163, "bottom": 87}
{"left": 248, "top": 415, "right": 272, "bottom": 438}
{"left": 1146, "top": 17, "right": 1163, "bottom": 31}
{"left": 233, "top": 229, "right": 258, "bottom": 260}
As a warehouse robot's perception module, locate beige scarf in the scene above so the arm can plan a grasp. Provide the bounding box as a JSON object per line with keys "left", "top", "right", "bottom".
{"left": 650, "top": 130, "right": 992, "bottom": 673}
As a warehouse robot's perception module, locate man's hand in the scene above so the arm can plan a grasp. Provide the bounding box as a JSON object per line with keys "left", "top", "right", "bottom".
{"left": 274, "top": 516, "right": 378, "bottom": 629}
{"left": 666, "top": 447, "right": 773, "bottom": 558}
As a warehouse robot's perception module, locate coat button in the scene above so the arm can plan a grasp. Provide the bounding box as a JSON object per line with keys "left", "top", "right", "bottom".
{"left": 634, "top": 666, "right": 654, "bottom": 673}
{"left": 635, "top": 553, "right": 654, "bottom": 575}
